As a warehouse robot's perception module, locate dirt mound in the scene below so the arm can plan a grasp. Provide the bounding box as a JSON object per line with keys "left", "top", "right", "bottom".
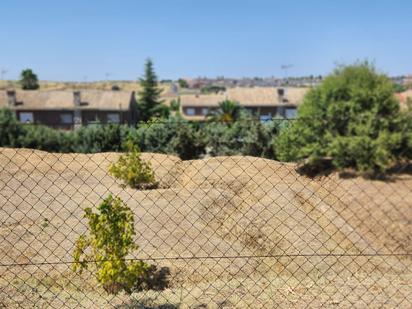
{"left": 0, "top": 148, "right": 411, "bottom": 308}
{"left": 1, "top": 148, "right": 410, "bottom": 263}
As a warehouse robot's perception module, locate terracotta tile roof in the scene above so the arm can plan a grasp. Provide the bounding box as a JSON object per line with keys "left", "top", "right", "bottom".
{"left": 0, "top": 90, "right": 134, "bottom": 111}
{"left": 180, "top": 87, "right": 308, "bottom": 107}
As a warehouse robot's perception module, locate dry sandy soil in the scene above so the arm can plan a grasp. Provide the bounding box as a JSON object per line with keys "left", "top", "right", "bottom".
{"left": 0, "top": 80, "right": 164, "bottom": 92}
{"left": 0, "top": 148, "right": 411, "bottom": 308}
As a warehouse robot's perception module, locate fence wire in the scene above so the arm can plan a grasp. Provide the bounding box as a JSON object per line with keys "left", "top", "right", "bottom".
{"left": 0, "top": 122, "right": 411, "bottom": 308}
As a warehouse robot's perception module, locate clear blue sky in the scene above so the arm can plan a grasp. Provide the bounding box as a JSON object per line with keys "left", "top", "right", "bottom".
{"left": 1, "top": 0, "right": 411, "bottom": 81}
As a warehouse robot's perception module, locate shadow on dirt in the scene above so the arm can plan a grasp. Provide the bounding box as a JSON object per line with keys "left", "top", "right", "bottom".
{"left": 116, "top": 303, "right": 178, "bottom": 309}
{"left": 137, "top": 266, "right": 171, "bottom": 291}
{"left": 296, "top": 159, "right": 412, "bottom": 181}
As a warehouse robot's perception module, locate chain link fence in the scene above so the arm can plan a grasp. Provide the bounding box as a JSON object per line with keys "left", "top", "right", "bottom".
{"left": 0, "top": 122, "right": 411, "bottom": 308}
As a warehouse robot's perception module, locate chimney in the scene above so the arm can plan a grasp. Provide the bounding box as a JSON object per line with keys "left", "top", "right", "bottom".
{"left": 6, "top": 90, "right": 16, "bottom": 107}
{"left": 277, "top": 88, "right": 285, "bottom": 103}
{"left": 171, "top": 83, "right": 178, "bottom": 94}
{"left": 73, "top": 91, "right": 82, "bottom": 129}
{"left": 73, "top": 91, "right": 81, "bottom": 106}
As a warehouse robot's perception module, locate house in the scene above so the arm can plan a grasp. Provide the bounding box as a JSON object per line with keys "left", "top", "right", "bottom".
{"left": 0, "top": 90, "right": 138, "bottom": 129}
{"left": 179, "top": 87, "right": 308, "bottom": 121}
{"left": 395, "top": 89, "right": 412, "bottom": 110}
{"left": 403, "top": 75, "right": 412, "bottom": 86}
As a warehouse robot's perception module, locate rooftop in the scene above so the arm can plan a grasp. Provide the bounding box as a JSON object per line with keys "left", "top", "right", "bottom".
{"left": 0, "top": 90, "right": 135, "bottom": 111}
{"left": 180, "top": 87, "right": 308, "bottom": 107}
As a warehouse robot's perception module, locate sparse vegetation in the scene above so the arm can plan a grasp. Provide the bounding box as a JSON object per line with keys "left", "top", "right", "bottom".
{"left": 73, "top": 195, "right": 150, "bottom": 294}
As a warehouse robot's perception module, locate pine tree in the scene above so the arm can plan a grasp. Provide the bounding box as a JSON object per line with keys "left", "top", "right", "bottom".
{"left": 137, "top": 59, "right": 169, "bottom": 122}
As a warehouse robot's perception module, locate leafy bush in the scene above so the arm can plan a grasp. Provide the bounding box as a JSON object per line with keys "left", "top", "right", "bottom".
{"left": 170, "top": 98, "right": 181, "bottom": 112}
{"left": 73, "top": 195, "right": 150, "bottom": 294}
{"left": 134, "top": 116, "right": 205, "bottom": 160}
{"left": 201, "top": 85, "right": 226, "bottom": 94}
{"left": 0, "top": 108, "right": 22, "bottom": 147}
{"left": 276, "top": 62, "right": 412, "bottom": 175}
{"left": 18, "top": 125, "right": 68, "bottom": 152}
{"left": 204, "top": 113, "right": 283, "bottom": 158}
{"left": 71, "top": 124, "right": 129, "bottom": 153}
{"left": 168, "top": 120, "right": 205, "bottom": 160}
{"left": 109, "top": 141, "right": 157, "bottom": 189}
{"left": 0, "top": 109, "right": 285, "bottom": 161}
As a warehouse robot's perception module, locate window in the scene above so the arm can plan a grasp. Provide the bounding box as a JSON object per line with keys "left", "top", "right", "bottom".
{"left": 201, "top": 107, "right": 209, "bottom": 115}
{"left": 285, "top": 108, "right": 297, "bottom": 119}
{"left": 107, "top": 113, "right": 120, "bottom": 123}
{"left": 60, "top": 113, "right": 73, "bottom": 124}
{"left": 245, "top": 107, "right": 257, "bottom": 115}
{"left": 185, "top": 107, "right": 196, "bottom": 116}
{"left": 260, "top": 113, "right": 272, "bottom": 122}
{"left": 19, "top": 112, "right": 33, "bottom": 123}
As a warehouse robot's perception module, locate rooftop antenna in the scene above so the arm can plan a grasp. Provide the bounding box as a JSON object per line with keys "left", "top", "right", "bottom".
{"left": 281, "top": 64, "right": 294, "bottom": 84}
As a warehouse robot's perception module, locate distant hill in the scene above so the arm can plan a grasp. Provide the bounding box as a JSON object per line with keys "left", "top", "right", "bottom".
{"left": 0, "top": 80, "right": 172, "bottom": 92}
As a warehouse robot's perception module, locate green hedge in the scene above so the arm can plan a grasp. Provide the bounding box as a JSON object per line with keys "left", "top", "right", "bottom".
{"left": 0, "top": 110, "right": 285, "bottom": 160}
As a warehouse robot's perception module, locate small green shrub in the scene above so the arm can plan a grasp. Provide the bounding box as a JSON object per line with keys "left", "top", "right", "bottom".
{"left": 201, "top": 85, "right": 226, "bottom": 94}
{"left": 109, "top": 141, "right": 157, "bottom": 189}
{"left": 73, "top": 195, "right": 150, "bottom": 294}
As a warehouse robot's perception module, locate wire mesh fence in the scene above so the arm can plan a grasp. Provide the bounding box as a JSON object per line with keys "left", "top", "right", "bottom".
{"left": 0, "top": 121, "right": 411, "bottom": 308}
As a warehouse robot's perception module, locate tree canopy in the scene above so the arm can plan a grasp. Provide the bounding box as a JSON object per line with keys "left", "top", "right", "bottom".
{"left": 177, "top": 78, "right": 189, "bottom": 88}
{"left": 207, "top": 99, "right": 242, "bottom": 123}
{"left": 276, "top": 62, "right": 412, "bottom": 175}
{"left": 20, "top": 69, "right": 39, "bottom": 90}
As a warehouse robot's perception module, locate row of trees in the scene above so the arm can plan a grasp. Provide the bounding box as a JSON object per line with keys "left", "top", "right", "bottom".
{"left": 0, "top": 108, "right": 281, "bottom": 159}
{"left": 136, "top": 61, "right": 412, "bottom": 176}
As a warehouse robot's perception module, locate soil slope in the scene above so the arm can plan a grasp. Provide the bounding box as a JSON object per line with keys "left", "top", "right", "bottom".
{"left": 0, "top": 148, "right": 411, "bottom": 308}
